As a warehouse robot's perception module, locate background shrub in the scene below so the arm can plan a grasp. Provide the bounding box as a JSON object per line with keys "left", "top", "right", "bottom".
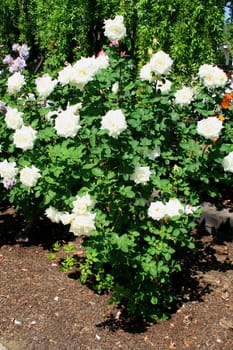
{"left": 0, "top": 1, "right": 228, "bottom": 74}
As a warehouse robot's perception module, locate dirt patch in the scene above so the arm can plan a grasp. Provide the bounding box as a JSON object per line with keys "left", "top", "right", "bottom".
{"left": 0, "top": 204, "right": 233, "bottom": 350}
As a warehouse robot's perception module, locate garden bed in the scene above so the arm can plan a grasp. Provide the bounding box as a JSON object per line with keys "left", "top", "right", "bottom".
{"left": 0, "top": 204, "right": 233, "bottom": 350}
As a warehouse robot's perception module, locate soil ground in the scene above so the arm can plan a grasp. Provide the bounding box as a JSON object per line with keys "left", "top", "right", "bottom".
{"left": 0, "top": 204, "right": 233, "bottom": 350}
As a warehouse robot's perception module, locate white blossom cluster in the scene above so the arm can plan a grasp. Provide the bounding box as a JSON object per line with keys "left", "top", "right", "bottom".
{"left": 148, "top": 198, "right": 199, "bottom": 221}
{"left": 57, "top": 53, "right": 109, "bottom": 91}
{"left": 6, "top": 49, "right": 109, "bottom": 101}
{"left": 0, "top": 159, "right": 41, "bottom": 189}
{"left": 198, "top": 64, "right": 227, "bottom": 88}
{"left": 3, "top": 104, "right": 37, "bottom": 151}
{"left": 45, "top": 193, "right": 96, "bottom": 237}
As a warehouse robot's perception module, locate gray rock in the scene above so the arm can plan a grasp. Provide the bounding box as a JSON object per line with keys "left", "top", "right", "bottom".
{"left": 199, "top": 202, "right": 233, "bottom": 240}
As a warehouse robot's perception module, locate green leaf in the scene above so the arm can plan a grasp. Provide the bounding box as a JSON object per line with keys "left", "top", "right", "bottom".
{"left": 151, "top": 296, "right": 158, "bottom": 305}
{"left": 92, "top": 167, "right": 104, "bottom": 176}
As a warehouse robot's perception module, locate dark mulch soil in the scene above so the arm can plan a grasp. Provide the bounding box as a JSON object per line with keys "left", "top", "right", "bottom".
{"left": 0, "top": 204, "right": 233, "bottom": 350}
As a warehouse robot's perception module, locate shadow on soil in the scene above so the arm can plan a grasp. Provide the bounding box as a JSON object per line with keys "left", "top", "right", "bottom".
{"left": 0, "top": 203, "right": 232, "bottom": 333}
{"left": 0, "top": 204, "right": 74, "bottom": 248}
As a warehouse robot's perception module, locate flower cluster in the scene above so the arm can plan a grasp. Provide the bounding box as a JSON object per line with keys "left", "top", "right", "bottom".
{"left": 45, "top": 193, "right": 96, "bottom": 236}
{"left": 0, "top": 160, "right": 41, "bottom": 189}
{"left": 138, "top": 50, "right": 233, "bottom": 173}
{"left": 58, "top": 54, "right": 109, "bottom": 91}
{"left": 198, "top": 64, "right": 227, "bottom": 88}
{"left": 148, "top": 198, "right": 198, "bottom": 221}
{"left": 3, "top": 43, "right": 29, "bottom": 73}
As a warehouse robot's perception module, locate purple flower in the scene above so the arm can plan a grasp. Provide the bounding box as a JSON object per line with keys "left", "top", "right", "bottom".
{"left": 12, "top": 43, "right": 20, "bottom": 52}
{"left": 3, "top": 44, "right": 30, "bottom": 73}
{"left": 3, "top": 54, "right": 14, "bottom": 65}
{"left": 9, "top": 57, "right": 27, "bottom": 73}
{"left": 19, "top": 44, "right": 30, "bottom": 60}
{"left": 0, "top": 101, "right": 7, "bottom": 114}
{"left": 3, "top": 178, "right": 16, "bottom": 189}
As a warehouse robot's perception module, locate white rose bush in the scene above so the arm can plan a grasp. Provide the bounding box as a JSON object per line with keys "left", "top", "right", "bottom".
{"left": 0, "top": 15, "right": 232, "bottom": 321}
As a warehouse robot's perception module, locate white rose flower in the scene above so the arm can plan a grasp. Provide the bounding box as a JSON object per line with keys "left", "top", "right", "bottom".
{"left": 198, "top": 64, "right": 227, "bottom": 88}
{"left": 101, "top": 109, "right": 127, "bottom": 138}
{"left": 145, "top": 146, "right": 161, "bottom": 160}
{"left": 5, "top": 107, "right": 24, "bottom": 129}
{"left": 45, "top": 206, "right": 61, "bottom": 223}
{"left": 131, "top": 165, "right": 151, "bottom": 185}
{"left": 58, "top": 212, "right": 73, "bottom": 225}
{"left": 165, "top": 198, "right": 184, "bottom": 217}
{"left": 139, "top": 63, "right": 155, "bottom": 82}
{"left": 7, "top": 72, "right": 25, "bottom": 95}
{"left": 156, "top": 79, "right": 172, "bottom": 94}
{"left": 212, "top": 68, "right": 227, "bottom": 87}
{"left": 70, "top": 56, "right": 97, "bottom": 90}
{"left": 72, "top": 194, "right": 95, "bottom": 215}
{"left": 174, "top": 86, "right": 194, "bottom": 105}
{"left": 54, "top": 107, "right": 81, "bottom": 138}
{"left": 149, "top": 51, "right": 173, "bottom": 75}
{"left": 104, "top": 15, "right": 126, "bottom": 41}
{"left": 0, "top": 160, "right": 18, "bottom": 180}
{"left": 148, "top": 201, "right": 166, "bottom": 220}
{"left": 13, "top": 125, "right": 37, "bottom": 151}
{"left": 57, "top": 64, "right": 73, "bottom": 85}
{"left": 197, "top": 117, "right": 223, "bottom": 139}
{"left": 35, "top": 74, "right": 57, "bottom": 98}
{"left": 222, "top": 151, "right": 233, "bottom": 172}
{"left": 19, "top": 165, "right": 41, "bottom": 187}
{"left": 69, "top": 212, "right": 96, "bottom": 236}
